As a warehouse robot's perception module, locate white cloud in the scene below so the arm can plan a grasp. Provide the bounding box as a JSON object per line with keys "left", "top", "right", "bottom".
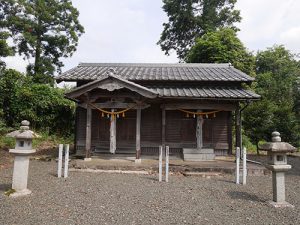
{"left": 4, "top": 0, "right": 300, "bottom": 73}
{"left": 4, "top": 55, "right": 29, "bottom": 73}
{"left": 279, "top": 27, "right": 300, "bottom": 53}
{"left": 236, "top": 0, "right": 300, "bottom": 52}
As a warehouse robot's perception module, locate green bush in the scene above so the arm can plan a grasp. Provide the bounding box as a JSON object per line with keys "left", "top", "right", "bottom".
{"left": 0, "top": 136, "right": 15, "bottom": 149}
{"left": 0, "top": 69, "right": 75, "bottom": 137}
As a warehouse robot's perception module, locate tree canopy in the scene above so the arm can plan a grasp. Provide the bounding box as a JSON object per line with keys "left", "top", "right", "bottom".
{"left": 158, "top": 0, "right": 241, "bottom": 59}
{"left": 0, "top": 68, "right": 75, "bottom": 136}
{"left": 1, "top": 0, "right": 84, "bottom": 84}
{"left": 186, "top": 28, "right": 255, "bottom": 76}
{"left": 243, "top": 46, "right": 300, "bottom": 148}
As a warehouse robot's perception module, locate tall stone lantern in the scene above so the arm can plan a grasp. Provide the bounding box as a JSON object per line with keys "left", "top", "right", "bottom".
{"left": 260, "top": 131, "right": 296, "bottom": 208}
{"left": 7, "top": 120, "right": 37, "bottom": 197}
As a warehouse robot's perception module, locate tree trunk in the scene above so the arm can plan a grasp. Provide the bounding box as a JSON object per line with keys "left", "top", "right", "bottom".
{"left": 256, "top": 141, "right": 260, "bottom": 155}
{"left": 34, "top": 37, "right": 42, "bottom": 76}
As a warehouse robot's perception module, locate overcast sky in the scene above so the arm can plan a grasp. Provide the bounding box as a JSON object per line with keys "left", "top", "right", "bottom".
{"left": 4, "top": 0, "right": 300, "bottom": 74}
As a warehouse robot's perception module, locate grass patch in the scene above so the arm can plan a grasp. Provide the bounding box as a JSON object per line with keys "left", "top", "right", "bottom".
{"left": 4, "top": 188, "right": 16, "bottom": 196}
{"left": 0, "top": 136, "right": 15, "bottom": 149}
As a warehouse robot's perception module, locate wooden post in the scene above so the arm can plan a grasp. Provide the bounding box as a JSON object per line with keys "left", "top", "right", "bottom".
{"left": 235, "top": 108, "right": 241, "bottom": 151}
{"left": 85, "top": 105, "right": 92, "bottom": 159}
{"left": 135, "top": 108, "right": 142, "bottom": 163}
{"left": 162, "top": 107, "right": 166, "bottom": 147}
{"left": 228, "top": 112, "right": 233, "bottom": 155}
{"left": 110, "top": 109, "right": 116, "bottom": 154}
{"left": 64, "top": 144, "right": 69, "bottom": 178}
{"left": 196, "top": 111, "right": 203, "bottom": 149}
{"left": 57, "top": 144, "right": 63, "bottom": 178}
{"left": 159, "top": 146, "right": 163, "bottom": 182}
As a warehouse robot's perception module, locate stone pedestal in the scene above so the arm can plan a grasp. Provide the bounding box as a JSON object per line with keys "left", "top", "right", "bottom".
{"left": 10, "top": 151, "right": 36, "bottom": 197}
{"left": 6, "top": 120, "right": 37, "bottom": 197}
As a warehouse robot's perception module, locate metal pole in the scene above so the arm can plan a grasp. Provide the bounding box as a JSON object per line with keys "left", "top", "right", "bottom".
{"left": 165, "top": 146, "right": 169, "bottom": 182}
{"left": 159, "top": 146, "right": 163, "bottom": 182}
{"left": 64, "top": 144, "right": 70, "bottom": 178}
{"left": 58, "top": 144, "right": 63, "bottom": 178}
{"left": 242, "top": 147, "right": 247, "bottom": 185}
{"left": 236, "top": 147, "right": 240, "bottom": 184}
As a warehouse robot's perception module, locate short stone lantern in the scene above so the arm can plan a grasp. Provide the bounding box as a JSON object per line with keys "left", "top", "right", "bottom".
{"left": 260, "top": 131, "right": 296, "bottom": 208}
{"left": 6, "top": 120, "right": 37, "bottom": 197}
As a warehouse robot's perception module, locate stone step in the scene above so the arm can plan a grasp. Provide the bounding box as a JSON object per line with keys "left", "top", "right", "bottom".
{"left": 183, "top": 148, "right": 215, "bottom": 161}
{"left": 182, "top": 171, "right": 222, "bottom": 178}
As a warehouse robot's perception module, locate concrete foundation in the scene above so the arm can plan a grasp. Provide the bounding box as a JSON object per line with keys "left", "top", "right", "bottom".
{"left": 183, "top": 148, "right": 215, "bottom": 161}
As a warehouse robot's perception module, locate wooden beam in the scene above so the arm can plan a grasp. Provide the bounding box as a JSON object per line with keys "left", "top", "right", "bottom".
{"left": 228, "top": 111, "right": 233, "bottom": 155}
{"left": 85, "top": 105, "right": 92, "bottom": 159}
{"left": 135, "top": 108, "right": 141, "bottom": 162}
{"left": 162, "top": 107, "right": 166, "bottom": 147}
{"left": 110, "top": 109, "right": 117, "bottom": 154}
{"left": 78, "top": 102, "right": 150, "bottom": 110}
{"left": 66, "top": 76, "right": 157, "bottom": 99}
{"left": 196, "top": 111, "right": 204, "bottom": 149}
{"left": 162, "top": 103, "right": 237, "bottom": 111}
{"left": 89, "top": 93, "right": 141, "bottom": 102}
{"left": 235, "top": 108, "right": 241, "bottom": 151}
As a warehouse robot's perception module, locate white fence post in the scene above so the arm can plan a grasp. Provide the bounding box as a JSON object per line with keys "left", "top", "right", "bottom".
{"left": 242, "top": 147, "right": 247, "bottom": 185}
{"left": 58, "top": 144, "right": 63, "bottom": 178}
{"left": 64, "top": 144, "right": 70, "bottom": 178}
{"left": 165, "top": 146, "right": 169, "bottom": 182}
{"left": 159, "top": 146, "right": 163, "bottom": 182}
{"left": 236, "top": 147, "right": 240, "bottom": 184}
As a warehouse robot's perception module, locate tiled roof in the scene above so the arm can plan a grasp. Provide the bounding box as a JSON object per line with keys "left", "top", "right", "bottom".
{"left": 148, "top": 86, "right": 260, "bottom": 100}
{"left": 56, "top": 63, "right": 254, "bottom": 83}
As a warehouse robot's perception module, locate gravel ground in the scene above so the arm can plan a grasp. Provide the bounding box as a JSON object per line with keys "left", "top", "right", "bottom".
{"left": 0, "top": 157, "right": 299, "bottom": 225}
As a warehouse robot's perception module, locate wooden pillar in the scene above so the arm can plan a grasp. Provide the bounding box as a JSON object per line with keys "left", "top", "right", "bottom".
{"left": 235, "top": 108, "right": 241, "bottom": 150}
{"left": 135, "top": 108, "right": 141, "bottom": 163}
{"left": 85, "top": 105, "right": 92, "bottom": 159}
{"left": 196, "top": 111, "right": 204, "bottom": 149}
{"left": 228, "top": 111, "right": 233, "bottom": 155}
{"left": 162, "top": 107, "right": 166, "bottom": 147}
{"left": 110, "top": 109, "right": 116, "bottom": 154}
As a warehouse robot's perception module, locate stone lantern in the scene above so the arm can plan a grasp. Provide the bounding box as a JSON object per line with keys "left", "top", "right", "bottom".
{"left": 7, "top": 120, "right": 37, "bottom": 197}
{"left": 260, "top": 131, "right": 296, "bottom": 208}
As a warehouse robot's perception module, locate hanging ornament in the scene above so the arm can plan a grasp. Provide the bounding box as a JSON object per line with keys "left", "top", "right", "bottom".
{"left": 117, "top": 114, "right": 119, "bottom": 118}
{"left": 206, "top": 114, "right": 208, "bottom": 119}
{"left": 101, "top": 112, "right": 104, "bottom": 117}
{"left": 193, "top": 114, "right": 196, "bottom": 118}
{"left": 107, "top": 114, "right": 109, "bottom": 118}
{"left": 213, "top": 113, "right": 216, "bottom": 118}
{"left": 122, "top": 112, "right": 125, "bottom": 117}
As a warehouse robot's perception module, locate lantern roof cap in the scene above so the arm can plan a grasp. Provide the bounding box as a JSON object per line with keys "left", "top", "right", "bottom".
{"left": 6, "top": 120, "right": 40, "bottom": 139}
{"left": 260, "top": 132, "right": 296, "bottom": 153}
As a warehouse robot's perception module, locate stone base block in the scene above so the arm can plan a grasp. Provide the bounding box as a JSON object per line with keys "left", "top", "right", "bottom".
{"left": 84, "top": 158, "right": 92, "bottom": 161}
{"left": 10, "top": 189, "right": 32, "bottom": 198}
{"left": 269, "top": 201, "right": 294, "bottom": 208}
{"left": 183, "top": 148, "right": 215, "bottom": 161}
{"left": 135, "top": 159, "right": 142, "bottom": 164}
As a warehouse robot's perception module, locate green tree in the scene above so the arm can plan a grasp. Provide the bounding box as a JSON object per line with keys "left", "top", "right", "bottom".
{"left": 1, "top": 0, "right": 84, "bottom": 84}
{"left": 0, "top": 1, "right": 15, "bottom": 67}
{"left": 244, "top": 45, "right": 300, "bottom": 148}
{"left": 186, "top": 28, "right": 255, "bottom": 76}
{"left": 158, "top": 0, "right": 241, "bottom": 60}
{"left": 0, "top": 68, "right": 75, "bottom": 136}
{"left": 0, "top": 31, "right": 14, "bottom": 68}
{"left": 0, "top": 69, "right": 24, "bottom": 127}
